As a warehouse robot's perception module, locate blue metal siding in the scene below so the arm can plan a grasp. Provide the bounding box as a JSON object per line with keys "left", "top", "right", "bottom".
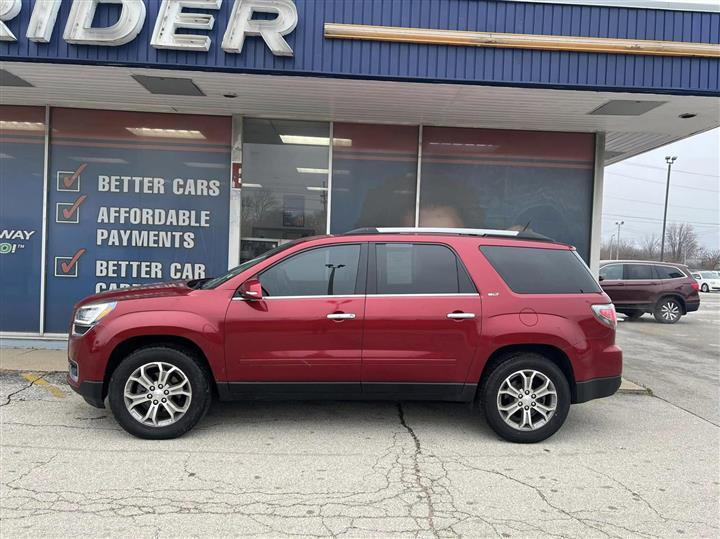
{"left": 1, "top": 0, "right": 718, "bottom": 95}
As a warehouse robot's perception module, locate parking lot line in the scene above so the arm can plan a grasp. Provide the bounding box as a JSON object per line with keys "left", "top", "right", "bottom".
{"left": 20, "top": 372, "right": 65, "bottom": 399}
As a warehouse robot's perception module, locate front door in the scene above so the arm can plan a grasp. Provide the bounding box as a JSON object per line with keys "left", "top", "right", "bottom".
{"left": 361, "top": 242, "right": 481, "bottom": 399}
{"left": 224, "top": 243, "right": 367, "bottom": 398}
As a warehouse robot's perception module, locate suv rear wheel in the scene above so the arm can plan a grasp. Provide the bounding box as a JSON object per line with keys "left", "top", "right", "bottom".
{"left": 108, "top": 346, "right": 212, "bottom": 439}
{"left": 481, "top": 353, "right": 571, "bottom": 443}
{"left": 654, "top": 297, "right": 682, "bottom": 324}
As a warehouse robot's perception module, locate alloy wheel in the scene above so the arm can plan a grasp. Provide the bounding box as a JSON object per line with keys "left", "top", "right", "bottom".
{"left": 123, "top": 362, "right": 192, "bottom": 427}
{"left": 660, "top": 301, "right": 680, "bottom": 322}
{"left": 496, "top": 369, "right": 557, "bottom": 431}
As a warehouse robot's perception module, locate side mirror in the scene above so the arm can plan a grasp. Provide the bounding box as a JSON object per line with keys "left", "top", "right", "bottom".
{"left": 598, "top": 275, "right": 605, "bottom": 282}
{"left": 238, "top": 278, "right": 263, "bottom": 300}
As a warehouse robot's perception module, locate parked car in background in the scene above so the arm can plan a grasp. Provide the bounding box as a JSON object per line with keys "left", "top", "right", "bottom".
{"left": 691, "top": 271, "right": 720, "bottom": 293}
{"left": 67, "top": 228, "right": 622, "bottom": 443}
{"left": 599, "top": 260, "right": 700, "bottom": 324}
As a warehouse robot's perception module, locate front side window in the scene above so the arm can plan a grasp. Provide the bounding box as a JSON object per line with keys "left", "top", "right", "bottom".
{"left": 655, "top": 265, "right": 685, "bottom": 280}
{"left": 624, "top": 264, "right": 654, "bottom": 280}
{"left": 599, "top": 264, "right": 623, "bottom": 281}
{"left": 374, "top": 243, "right": 475, "bottom": 295}
{"left": 259, "top": 244, "right": 361, "bottom": 297}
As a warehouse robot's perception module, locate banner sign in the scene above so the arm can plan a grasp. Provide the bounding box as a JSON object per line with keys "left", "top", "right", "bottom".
{"left": 43, "top": 108, "right": 231, "bottom": 333}
{"left": 0, "top": 106, "right": 45, "bottom": 332}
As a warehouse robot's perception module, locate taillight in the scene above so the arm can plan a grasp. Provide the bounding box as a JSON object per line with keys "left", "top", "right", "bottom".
{"left": 691, "top": 281, "right": 699, "bottom": 291}
{"left": 591, "top": 303, "right": 617, "bottom": 329}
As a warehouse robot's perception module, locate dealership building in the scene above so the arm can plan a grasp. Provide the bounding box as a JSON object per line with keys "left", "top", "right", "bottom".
{"left": 0, "top": 0, "right": 718, "bottom": 337}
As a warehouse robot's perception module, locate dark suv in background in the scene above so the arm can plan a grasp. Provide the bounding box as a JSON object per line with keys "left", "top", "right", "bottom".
{"left": 599, "top": 260, "right": 700, "bottom": 323}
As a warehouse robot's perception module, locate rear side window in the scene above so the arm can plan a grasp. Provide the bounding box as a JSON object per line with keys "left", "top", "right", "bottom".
{"left": 480, "top": 246, "right": 601, "bottom": 294}
{"left": 655, "top": 265, "right": 685, "bottom": 280}
{"left": 374, "top": 243, "right": 476, "bottom": 295}
{"left": 623, "top": 264, "right": 654, "bottom": 280}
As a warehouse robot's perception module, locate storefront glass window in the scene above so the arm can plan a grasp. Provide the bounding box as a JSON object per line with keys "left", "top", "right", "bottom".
{"left": 0, "top": 106, "right": 45, "bottom": 332}
{"left": 241, "top": 119, "right": 330, "bottom": 262}
{"left": 44, "top": 108, "right": 231, "bottom": 333}
{"left": 419, "top": 127, "right": 595, "bottom": 261}
{"left": 330, "top": 123, "right": 418, "bottom": 233}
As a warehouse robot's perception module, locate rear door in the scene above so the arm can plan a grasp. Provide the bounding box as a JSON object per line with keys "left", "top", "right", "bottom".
{"left": 621, "top": 263, "right": 657, "bottom": 307}
{"left": 361, "top": 242, "right": 481, "bottom": 398}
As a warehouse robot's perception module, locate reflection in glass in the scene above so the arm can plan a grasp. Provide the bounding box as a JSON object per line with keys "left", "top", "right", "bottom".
{"left": 330, "top": 123, "right": 418, "bottom": 233}
{"left": 241, "top": 119, "right": 329, "bottom": 262}
{"left": 420, "top": 127, "right": 595, "bottom": 261}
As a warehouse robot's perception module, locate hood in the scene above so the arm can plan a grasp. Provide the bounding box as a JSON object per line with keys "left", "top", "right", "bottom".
{"left": 75, "top": 281, "right": 192, "bottom": 308}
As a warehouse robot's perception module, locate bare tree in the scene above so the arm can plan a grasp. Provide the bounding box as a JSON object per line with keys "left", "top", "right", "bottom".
{"left": 664, "top": 223, "right": 699, "bottom": 263}
{"left": 639, "top": 234, "right": 660, "bottom": 260}
{"left": 699, "top": 248, "right": 720, "bottom": 270}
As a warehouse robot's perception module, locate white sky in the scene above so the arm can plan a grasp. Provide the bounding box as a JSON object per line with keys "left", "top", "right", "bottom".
{"left": 603, "top": 127, "right": 720, "bottom": 251}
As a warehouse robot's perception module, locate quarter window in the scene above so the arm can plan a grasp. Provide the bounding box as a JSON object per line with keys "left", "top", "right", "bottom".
{"left": 259, "top": 245, "right": 361, "bottom": 297}
{"left": 655, "top": 265, "right": 685, "bottom": 280}
{"left": 374, "top": 243, "right": 475, "bottom": 295}
{"left": 623, "top": 264, "right": 654, "bottom": 280}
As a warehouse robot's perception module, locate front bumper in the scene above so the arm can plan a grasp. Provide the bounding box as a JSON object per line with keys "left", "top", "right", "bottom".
{"left": 574, "top": 375, "right": 621, "bottom": 403}
{"left": 67, "top": 373, "right": 105, "bottom": 408}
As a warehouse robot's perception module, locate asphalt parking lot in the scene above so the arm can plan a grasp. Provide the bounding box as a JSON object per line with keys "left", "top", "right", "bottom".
{"left": 1, "top": 296, "right": 719, "bottom": 538}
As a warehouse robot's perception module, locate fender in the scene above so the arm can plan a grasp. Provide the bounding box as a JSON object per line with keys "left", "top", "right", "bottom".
{"left": 89, "top": 310, "right": 226, "bottom": 381}
{"left": 466, "top": 312, "right": 586, "bottom": 383}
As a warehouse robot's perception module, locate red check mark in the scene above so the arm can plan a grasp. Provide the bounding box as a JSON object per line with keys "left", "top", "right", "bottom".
{"left": 62, "top": 195, "right": 87, "bottom": 219}
{"left": 60, "top": 248, "right": 86, "bottom": 274}
{"left": 63, "top": 163, "right": 87, "bottom": 189}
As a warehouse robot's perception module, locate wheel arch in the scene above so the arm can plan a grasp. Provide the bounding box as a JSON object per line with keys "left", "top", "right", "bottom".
{"left": 477, "top": 344, "right": 578, "bottom": 403}
{"left": 103, "top": 335, "right": 216, "bottom": 400}
{"left": 655, "top": 293, "right": 687, "bottom": 314}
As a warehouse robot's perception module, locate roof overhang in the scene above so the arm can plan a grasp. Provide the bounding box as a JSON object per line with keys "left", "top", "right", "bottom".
{"left": 1, "top": 62, "right": 717, "bottom": 164}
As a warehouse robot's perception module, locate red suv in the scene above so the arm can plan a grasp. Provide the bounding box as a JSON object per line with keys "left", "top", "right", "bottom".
{"left": 67, "top": 228, "right": 622, "bottom": 443}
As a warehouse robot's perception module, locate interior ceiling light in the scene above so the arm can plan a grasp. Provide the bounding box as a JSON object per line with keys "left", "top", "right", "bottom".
{"left": 242, "top": 183, "right": 263, "bottom": 188}
{"left": 126, "top": 127, "right": 206, "bottom": 139}
{"left": 70, "top": 156, "right": 128, "bottom": 164}
{"left": 280, "top": 135, "right": 352, "bottom": 147}
{"left": 0, "top": 120, "right": 44, "bottom": 131}
{"left": 297, "top": 167, "right": 329, "bottom": 174}
{"left": 306, "top": 186, "right": 329, "bottom": 191}
{"left": 589, "top": 100, "right": 666, "bottom": 116}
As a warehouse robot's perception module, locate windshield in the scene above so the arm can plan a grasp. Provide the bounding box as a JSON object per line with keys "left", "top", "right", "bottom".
{"left": 700, "top": 271, "right": 717, "bottom": 279}
{"left": 197, "top": 241, "right": 301, "bottom": 289}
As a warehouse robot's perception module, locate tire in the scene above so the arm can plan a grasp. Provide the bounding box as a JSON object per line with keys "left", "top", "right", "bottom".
{"left": 108, "top": 346, "right": 212, "bottom": 439}
{"left": 653, "top": 297, "right": 682, "bottom": 324}
{"left": 701, "top": 284, "right": 709, "bottom": 293}
{"left": 480, "top": 353, "right": 571, "bottom": 443}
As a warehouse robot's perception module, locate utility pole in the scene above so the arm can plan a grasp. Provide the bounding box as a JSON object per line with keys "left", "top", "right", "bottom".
{"left": 660, "top": 155, "right": 677, "bottom": 261}
{"left": 615, "top": 221, "right": 624, "bottom": 260}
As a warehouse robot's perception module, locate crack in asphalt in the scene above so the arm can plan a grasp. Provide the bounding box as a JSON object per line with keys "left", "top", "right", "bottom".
{"left": 0, "top": 373, "right": 49, "bottom": 407}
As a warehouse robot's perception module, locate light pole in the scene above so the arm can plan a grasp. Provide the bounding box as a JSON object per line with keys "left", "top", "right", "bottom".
{"left": 608, "top": 233, "right": 615, "bottom": 260}
{"left": 615, "top": 221, "right": 624, "bottom": 260}
{"left": 660, "top": 155, "right": 677, "bottom": 261}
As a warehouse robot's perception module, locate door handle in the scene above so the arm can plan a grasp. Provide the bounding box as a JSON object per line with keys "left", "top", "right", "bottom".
{"left": 447, "top": 312, "right": 475, "bottom": 320}
{"left": 327, "top": 313, "right": 356, "bottom": 320}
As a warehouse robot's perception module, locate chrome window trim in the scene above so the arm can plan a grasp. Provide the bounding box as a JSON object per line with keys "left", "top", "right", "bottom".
{"left": 231, "top": 292, "right": 480, "bottom": 301}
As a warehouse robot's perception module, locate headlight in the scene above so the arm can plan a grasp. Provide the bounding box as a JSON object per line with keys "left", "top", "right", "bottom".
{"left": 74, "top": 301, "right": 117, "bottom": 327}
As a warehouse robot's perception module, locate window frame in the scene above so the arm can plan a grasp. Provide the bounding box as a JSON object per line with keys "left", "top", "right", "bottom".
{"left": 653, "top": 264, "right": 687, "bottom": 280}
{"left": 367, "top": 241, "right": 478, "bottom": 296}
{"left": 250, "top": 242, "right": 368, "bottom": 299}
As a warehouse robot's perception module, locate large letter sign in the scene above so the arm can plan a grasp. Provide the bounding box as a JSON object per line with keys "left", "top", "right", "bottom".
{"left": 64, "top": 0, "right": 146, "bottom": 46}
{"left": 152, "top": 0, "right": 221, "bottom": 52}
{"left": 222, "top": 0, "right": 297, "bottom": 56}
{"left": 0, "top": 0, "right": 20, "bottom": 41}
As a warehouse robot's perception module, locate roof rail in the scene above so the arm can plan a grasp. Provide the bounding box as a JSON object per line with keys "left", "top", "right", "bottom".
{"left": 343, "top": 227, "right": 555, "bottom": 242}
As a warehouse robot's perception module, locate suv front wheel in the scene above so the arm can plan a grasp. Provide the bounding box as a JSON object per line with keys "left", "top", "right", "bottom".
{"left": 481, "top": 353, "right": 571, "bottom": 443}
{"left": 108, "top": 346, "right": 212, "bottom": 439}
{"left": 654, "top": 297, "right": 682, "bottom": 324}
